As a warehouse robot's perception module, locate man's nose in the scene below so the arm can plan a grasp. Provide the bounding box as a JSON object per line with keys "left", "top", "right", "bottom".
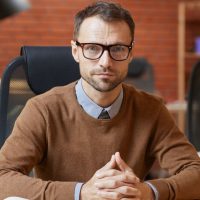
{"left": 99, "top": 50, "right": 112, "bottom": 68}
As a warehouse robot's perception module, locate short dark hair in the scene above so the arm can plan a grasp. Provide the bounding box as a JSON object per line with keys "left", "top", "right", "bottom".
{"left": 73, "top": 1, "right": 135, "bottom": 40}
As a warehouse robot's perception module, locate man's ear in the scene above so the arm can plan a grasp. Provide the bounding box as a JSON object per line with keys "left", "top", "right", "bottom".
{"left": 128, "top": 50, "right": 133, "bottom": 64}
{"left": 71, "top": 40, "right": 79, "bottom": 63}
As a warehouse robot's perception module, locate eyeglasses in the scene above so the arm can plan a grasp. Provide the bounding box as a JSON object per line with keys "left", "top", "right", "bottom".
{"left": 75, "top": 41, "right": 133, "bottom": 61}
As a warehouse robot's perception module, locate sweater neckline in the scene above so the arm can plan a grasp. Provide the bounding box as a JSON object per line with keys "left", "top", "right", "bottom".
{"left": 71, "top": 82, "right": 129, "bottom": 124}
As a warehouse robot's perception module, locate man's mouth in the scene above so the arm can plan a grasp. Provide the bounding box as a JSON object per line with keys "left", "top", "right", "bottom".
{"left": 95, "top": 73, "right": 114, "bottom": 78}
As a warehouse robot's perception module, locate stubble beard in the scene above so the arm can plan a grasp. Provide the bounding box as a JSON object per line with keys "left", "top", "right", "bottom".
{"left": 81, "top": 71, "right": 127, "bottom": 92}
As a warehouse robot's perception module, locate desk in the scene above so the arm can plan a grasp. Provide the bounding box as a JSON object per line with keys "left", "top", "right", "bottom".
{"left": 166, "top": 100, "right": 187, "bottom": 132}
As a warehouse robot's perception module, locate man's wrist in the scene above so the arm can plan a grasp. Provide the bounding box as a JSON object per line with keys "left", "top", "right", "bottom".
{"left": 136, "top": 182, "right": 155, "bottom": 200}
{"left": 145, "top": 181, "right": 159, "bottom": 200}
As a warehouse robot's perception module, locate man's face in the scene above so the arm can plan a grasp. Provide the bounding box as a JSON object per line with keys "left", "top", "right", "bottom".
{"left": 71, "top": 16, "right": 133, "bottom": 92}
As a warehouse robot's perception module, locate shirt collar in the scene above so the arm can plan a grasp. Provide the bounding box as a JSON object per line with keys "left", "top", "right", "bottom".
{"left": 75, "top": 79, "right": 123, "bottom": 119}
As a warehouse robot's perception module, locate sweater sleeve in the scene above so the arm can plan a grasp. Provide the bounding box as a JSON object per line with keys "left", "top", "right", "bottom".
{"left": 0, "top": 98, "right": 76, "bottom": 200}
{"left": 148, "top": 103, "right": 200, "bottom": 200}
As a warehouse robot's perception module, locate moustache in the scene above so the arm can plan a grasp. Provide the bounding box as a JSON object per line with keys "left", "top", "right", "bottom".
{"left": 91, "top": 68, "right": 114, "bottom": 74}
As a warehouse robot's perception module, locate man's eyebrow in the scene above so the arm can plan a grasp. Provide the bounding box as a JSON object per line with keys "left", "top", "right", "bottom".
{"left": 79, "top": 41, "right": 132, "bottom": 46}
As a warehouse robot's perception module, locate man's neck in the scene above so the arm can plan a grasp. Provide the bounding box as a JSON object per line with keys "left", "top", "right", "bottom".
{"left": 81, "top": 79, "right": 122, "bottom": 108}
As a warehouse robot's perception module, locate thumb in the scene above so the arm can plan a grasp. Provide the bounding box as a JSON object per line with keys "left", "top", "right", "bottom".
{"left": 115, "top": 152, "right": 133, "bottom": 172}
{"left": 98, "top": 155, "right": 116, "bottom": 173}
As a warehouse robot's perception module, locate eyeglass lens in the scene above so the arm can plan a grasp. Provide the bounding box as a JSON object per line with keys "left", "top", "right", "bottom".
{"left": 82, "top": 43, "right": 131, "bottom": 61}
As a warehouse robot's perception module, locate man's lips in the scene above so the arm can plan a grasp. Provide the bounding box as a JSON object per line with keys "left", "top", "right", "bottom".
{"left": 95, "top": 73, "right": 114, "bottom": 78}
{"left": 97, "top": 73, "right": 113, "bottom": 76}
{"left": 95, "top": 72, "right": 115, "bottom": 76}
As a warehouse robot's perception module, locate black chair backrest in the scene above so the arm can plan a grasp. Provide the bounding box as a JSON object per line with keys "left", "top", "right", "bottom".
{"left": 187, "top": 60, "right": 200, "bottom": 151}
{"left": 125, "top": 57, "right": 155, "bottom": 93}
{"left": 21, "top": 46, "right": 80, "bottom": 94}
{"left": 0, "top": 46, "right": 80, "bottom": 146}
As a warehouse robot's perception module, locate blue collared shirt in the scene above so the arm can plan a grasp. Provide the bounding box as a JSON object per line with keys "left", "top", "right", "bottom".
{"left": 75, "top": 79, "right": 123, "bottom": 119}
{"left": 74, "top": 79, "right": 158, "bottom": 200}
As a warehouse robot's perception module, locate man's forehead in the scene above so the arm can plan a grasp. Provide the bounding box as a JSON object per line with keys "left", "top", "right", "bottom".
{"left": 79, "top": 16, "right": 129, "bottom": 31}
{"left": 77, "top": 16, "right": 132, "bottom": 44}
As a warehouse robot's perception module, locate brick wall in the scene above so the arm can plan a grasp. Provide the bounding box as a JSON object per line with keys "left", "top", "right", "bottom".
{"left": 0, "top": 0, "right": 189, "bottom": 102}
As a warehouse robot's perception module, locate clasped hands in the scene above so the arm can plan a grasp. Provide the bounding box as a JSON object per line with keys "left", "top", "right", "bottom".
{"left": 81, "top": 152, "right": 154, "bottom": 200}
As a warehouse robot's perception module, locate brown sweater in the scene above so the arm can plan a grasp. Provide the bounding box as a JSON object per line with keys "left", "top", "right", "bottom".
{"left": 0, "top": 82, "right": 200, "bottom": 200}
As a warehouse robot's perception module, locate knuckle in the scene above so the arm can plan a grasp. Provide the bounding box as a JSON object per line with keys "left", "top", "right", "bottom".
{"left": 119, "top": 174, "right": 125, "bottom": 181}
{"left": 125, "top": 187, "right": 131, "bottom": 193}
{"left": 111, "top": 180, "right": 120, "bottom": 188}
{"left": 122, "top": 174, "right": 128, "bottom": 181}
{"left": 121, "top": 186, "right": 129, "bottom": 193}
{"left": 126, "top": 168, "right": 133, "bottom": 173}
{"left": 109, "top": 169, "right": 116, "bottom": 176}
{"left": 114, "top": 192, "right": 122, "bottom": 199}
{"left": 135, "top": 176, "right": 140, "bottom": 182}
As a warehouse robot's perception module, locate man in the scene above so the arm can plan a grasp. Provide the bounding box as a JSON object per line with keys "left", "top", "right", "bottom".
{"left": 0, "top": 1, "right": 200, "bottom": 200}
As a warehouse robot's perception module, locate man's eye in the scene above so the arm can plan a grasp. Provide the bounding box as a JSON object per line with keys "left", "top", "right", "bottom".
{"left": 112, "top": 45, "right": 127, "bottom": 52}
{"left": 85, "top": 45, "right": 100, "bottom": 51}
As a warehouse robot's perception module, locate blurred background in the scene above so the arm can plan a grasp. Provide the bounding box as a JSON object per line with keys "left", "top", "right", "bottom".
{"left": 0, "top": 0, "right": 200, "bottom": 103}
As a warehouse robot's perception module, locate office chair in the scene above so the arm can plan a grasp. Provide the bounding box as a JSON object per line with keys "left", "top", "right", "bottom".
{"left": 126, "top": 57, "right": 167, "bottom": 179}
{"left": 125, "top": 57, "right": 155, "bottom": 93}
{"left": 187, "top": 60, "right": 200, "bottom": 152}
{"left": 0, "top": 46, "right": 80, "bottom": 147}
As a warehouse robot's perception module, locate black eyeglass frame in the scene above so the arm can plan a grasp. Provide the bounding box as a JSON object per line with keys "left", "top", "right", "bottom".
{"left": 75, "top": 40, "right": 134, "bottom": 61}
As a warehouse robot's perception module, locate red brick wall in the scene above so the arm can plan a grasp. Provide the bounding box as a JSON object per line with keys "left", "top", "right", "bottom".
{"left": 0, "top": 0, "right": 188, "bottom": 102}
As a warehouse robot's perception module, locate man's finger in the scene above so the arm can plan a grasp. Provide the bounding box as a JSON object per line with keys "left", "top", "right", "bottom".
{"left": 96, "top": 169, "right": 121, "bottom": 178}
{"left": 97, "top": 155, "right": 116, "bottom": 173}
{"left": 97, "top": 189, "right": 123, "bottom": 199}
{"left": 115, "top": 152, "right": 133, "bottom": 172}
{"left": 95, "top": 174, "right": 139, "bottom": 189}
{"left": 115, "top": 152, "right": 140, "bottom": 183}
{"left": 117, "top": 185, "right": 141, "bottom": 197}
{"left": 96, "top": 186, "right": 141, "bottom": 199}
{"left": 96, "top": 172, "right": 140, "bottom": 185}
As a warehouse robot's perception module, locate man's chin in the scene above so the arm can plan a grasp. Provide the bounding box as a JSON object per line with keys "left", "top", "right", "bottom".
{"left": 82, "top": 76, "right": 122, "bottom": 92}
{"left": 93, "top": 83, "right": 120, "bottom": 92}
